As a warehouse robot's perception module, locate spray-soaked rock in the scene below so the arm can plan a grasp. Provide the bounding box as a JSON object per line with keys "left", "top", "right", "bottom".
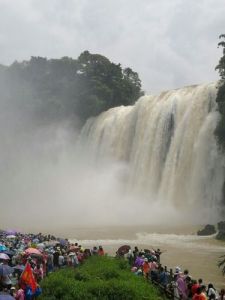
{"left": 216, "top": 221, "right": 225, "bottom": 240}
{"left": 197, "top": 224, "right": 216, "bottom": 236}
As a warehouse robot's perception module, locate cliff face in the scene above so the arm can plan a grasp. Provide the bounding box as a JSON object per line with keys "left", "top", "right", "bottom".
{"left": 216, "top": 221, "right": 225, "bottom": 240}
{"left": 197, "top": 225, "right": 216, "bottom": 236}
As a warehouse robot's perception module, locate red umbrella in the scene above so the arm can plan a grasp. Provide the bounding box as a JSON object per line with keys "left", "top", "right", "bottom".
{"left": 25, "top": 248, "right": 42, "bottom": 256}
{"left": 117, "top": 245, "right": 131, "bottom": 256}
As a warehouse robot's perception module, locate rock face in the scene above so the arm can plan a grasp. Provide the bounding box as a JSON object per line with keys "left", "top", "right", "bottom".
{"left": 197, "top": 224, "right": 216, "bottom": 236}
{"left": 216, "top": 221, "right": 225, "bottom": 240}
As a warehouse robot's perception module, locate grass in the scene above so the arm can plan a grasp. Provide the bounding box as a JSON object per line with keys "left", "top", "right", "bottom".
{"left": 40, "top": 256, "right": 163, "bottom": 300}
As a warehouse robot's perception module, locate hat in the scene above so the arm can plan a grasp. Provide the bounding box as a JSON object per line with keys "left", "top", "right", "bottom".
{"left": 175, "top": 266, "right": 181, "bottom": 273}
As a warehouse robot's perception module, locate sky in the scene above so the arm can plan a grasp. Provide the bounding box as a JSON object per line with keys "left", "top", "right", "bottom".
{"left": 0, "top": 0, "right": 225, "bottom": 93}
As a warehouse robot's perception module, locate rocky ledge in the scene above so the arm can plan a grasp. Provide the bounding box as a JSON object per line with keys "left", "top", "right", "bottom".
{"left": 197, "top": 224, "right": 216, "bottom": 236}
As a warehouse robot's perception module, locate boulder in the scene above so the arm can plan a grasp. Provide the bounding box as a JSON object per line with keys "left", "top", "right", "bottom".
{"left": 216, "top": 221, "right": 225, "bottom": 240}
{"left": 197, "top": 224, "right": 216, "bottom": 236}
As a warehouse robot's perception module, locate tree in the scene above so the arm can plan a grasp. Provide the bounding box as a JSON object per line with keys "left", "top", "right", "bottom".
{"left": 0, "top": 52, "right": 144, "bottom": 125}
{"left": 75, "top": 51, "right": 144, "bottom": 120}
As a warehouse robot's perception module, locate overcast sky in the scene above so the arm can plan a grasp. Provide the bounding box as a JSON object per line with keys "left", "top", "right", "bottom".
{"left": 0, "top": 0, "right": 225, "bottom": 93}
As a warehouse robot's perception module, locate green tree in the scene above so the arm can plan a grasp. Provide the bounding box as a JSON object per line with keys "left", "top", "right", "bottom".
{"left": 0, "top": 52, "right": 144, "bottom": 125}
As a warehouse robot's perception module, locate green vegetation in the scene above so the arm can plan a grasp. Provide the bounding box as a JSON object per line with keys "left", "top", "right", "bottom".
{"left": 0, "top": 52, "right": 143, "bottom": 125}
{"left": 215, "top": 34, "right": 225, "bottom": 149}
{"left": 40, "top": 256, "right": 163, "bottom": 300}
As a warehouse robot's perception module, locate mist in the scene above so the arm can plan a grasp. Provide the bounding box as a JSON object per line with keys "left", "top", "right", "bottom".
{"left": 0, "top": 76, "right": 224, "bottom": 235}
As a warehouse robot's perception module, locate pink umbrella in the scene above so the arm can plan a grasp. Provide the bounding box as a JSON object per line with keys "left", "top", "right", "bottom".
{"left": 25, "top": 248, "right": 42, "bottom": 256}
{"left": 0, "top": 253, "right": 10, "bottom": 260}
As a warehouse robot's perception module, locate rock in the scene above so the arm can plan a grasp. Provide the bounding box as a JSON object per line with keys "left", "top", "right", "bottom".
{"left": 197, "top": 224, "right": 216, "bottom": 236}
{"left": 216, "top": 221, "right": 225, "bottom": 240}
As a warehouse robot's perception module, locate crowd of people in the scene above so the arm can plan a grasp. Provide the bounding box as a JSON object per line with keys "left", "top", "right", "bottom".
{"left": 0, "top": 229, "right": 105, "bottom": 299}
{"left": 0, "top": 229, "right": 224, "bottom": 300}
{"left": 120, "top": 246, "right": 225, "bottom": 300}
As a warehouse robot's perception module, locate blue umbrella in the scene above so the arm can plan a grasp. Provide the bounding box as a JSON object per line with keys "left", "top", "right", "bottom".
{"left": 0, "top": 294, "right": 15, "bottom": 300}
{"left": 13, "top": 264, "right": 25, "bottom": 271}
{"left": 59, "top": 239, "right": 67, "bottom": 246}
{"left": 3, "top": 250, "right": 15, "bottom": 256}
{"left": 0, "top": 245, "right": 7, "bottom": 251}
{"left": 0, "top": 264, "right": 14, "bottom": 276}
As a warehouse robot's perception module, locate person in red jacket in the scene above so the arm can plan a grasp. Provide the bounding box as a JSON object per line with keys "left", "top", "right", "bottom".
{"left": 98, "top": 246, "right": 105, "bottom": 256}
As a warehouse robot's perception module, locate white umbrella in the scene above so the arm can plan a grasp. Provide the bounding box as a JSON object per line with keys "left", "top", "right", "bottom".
{"left": 0, "top": 253, "right": 10, "bottom": 260}
{"left": 6, "top": 235, "right": 16, "bottom": 239}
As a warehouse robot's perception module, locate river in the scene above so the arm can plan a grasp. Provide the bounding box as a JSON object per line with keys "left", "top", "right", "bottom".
{"left": 62, "top": 224, "right": 225, "bottom": 290}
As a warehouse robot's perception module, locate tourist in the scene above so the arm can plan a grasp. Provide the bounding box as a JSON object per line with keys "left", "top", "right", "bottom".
{"left": 58, "top": 252, "right": 64, "bottom": 268}
{"left": 207, "top": 283, "right": 218, "bottom": 300}
{"left": 15, "top": 284, "right": 25, "bottom": 300}
{"left": 191, "top": 280, "right": 200, "bottom": 297}
{"left": 158, "top": 266, "right": 168, "bottom": 288}
{"left": 142, "top": 258, "right": 150, "bottom": 279}
{"left": 176, "top": 272, "right": 188, "bottom": 300}
{"left": 98, "top": 246, "right": 105, "bottom": 256}
{"left": 219, "top": 289, "right": 225, "bottom": 300}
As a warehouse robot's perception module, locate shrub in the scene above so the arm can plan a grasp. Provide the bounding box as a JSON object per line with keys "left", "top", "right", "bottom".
{"left": 40, "top": 256, "right": 163, "bottom": 300}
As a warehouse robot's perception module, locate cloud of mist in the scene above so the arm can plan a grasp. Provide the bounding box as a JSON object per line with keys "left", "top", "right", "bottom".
{"left": 0, "top": 78, "right": 222, "bottom": 235}
{"left": 0, "top": 86, "right": 197, "bottom": 234}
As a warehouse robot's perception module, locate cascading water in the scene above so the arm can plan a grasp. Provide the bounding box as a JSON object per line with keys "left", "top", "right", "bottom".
{"left": 80, "top": 82, "right": 225, "bottom": 223}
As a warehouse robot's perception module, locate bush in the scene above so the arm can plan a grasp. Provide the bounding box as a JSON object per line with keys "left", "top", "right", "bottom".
{"left": 40, "top": 256, "right": 163, "bottom": 300}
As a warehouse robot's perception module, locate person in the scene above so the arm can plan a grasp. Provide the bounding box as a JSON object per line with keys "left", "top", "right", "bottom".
{"left": 33, "top": 264, "right": 43, "bottom": 283}
{"left": 192, "top": 286, "right": 207, "bottom": 300}
{"left": 98, "top": 246, "right": 104, "bottom": 256}
{"left": 133, "top": 246, "right": 139, "bottom": 260}
{"left": 142, "top": 258, "right": 150, "bottom": 279}
{"left": 176, "top": 272, "right": 188, "bottom": 300}
{"left": 58, "top": 252, "right": 64, "bottom": 268}
{"left": 219, "top": 289, "right": 225, "bottom": 300}
{"left": 15, "top": 284, "right": 25, "bottom": 300}
{"left": 207, "top": 283, "right": 218, "bottom": 300}
{"left": 53, "top": 250, "right": 59, "bottom": 269}
{"left": 92, "top": 247, "right": 98, "bottom": 255}
{"left": 191, "top": 280, "right": 200, "bottom": 297}
{"left": 126, "top": 249, "right": 133, "bottom": 265}
{"left": 198, "top": 279, "right": 203, "bottom": 286}
{"left": 158, "top": 266, "right": 168, "bottom": 288}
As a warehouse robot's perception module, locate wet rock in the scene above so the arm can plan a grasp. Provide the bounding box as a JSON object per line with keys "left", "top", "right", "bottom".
{"left": 197, "top": 224, "right": 216, "bottom": 236}
{"left": 216, "top": 221, "right": 225, "bottom": 240}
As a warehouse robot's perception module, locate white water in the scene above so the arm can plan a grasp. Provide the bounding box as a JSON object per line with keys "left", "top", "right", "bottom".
{"left": 68, "top": 226, "right": 225, "bottom": 289}
{"left": 80, "top": 82, "right": 225, "bottom": 224}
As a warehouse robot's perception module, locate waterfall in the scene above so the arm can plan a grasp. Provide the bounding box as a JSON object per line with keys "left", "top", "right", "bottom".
{"left": 80, "top": 82, "right": 225, "bottom": 223}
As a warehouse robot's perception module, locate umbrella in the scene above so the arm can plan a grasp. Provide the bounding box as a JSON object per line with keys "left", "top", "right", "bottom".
{"left": 13, "top": 264, "right": 25, "bottom": 271}
{"left": 0, "top": 253, "right": 10, "bottom": 260}
{"left": 117, "top": 245, "right": 131, "bottom": 256}
{"left": 6, "top": 235, "right": 16, "bottom": 239}
{"left": 0, "top": 245, "right": 7, "bottom": 251}
{"left": 135, "top": 256, "right": 144, "bottom": 267}
{"left": 25, "top": 248, "right": 42, "bottom": 256}
{"left": 5, "top": 229, "right": 17, "bottom": 235}
{"left": 37, "top": 243, "right": 45, "bottom": 249}
{"left": 0, "top": 294, "right": 15, "bottom": 300}
{"left": 59, "top": 239, "right": 67, "bottom": 246}
{"left": 45, "top": 240, "right": 59, "bottom": 247}
{"left": 3, "top": 250, "right": 15, "bottom": 256}
{"left": 0, "top": 264, "right": 14, "bottom": 276}
{"left": 32, "top": 238, "right": 39, "bottom": 243}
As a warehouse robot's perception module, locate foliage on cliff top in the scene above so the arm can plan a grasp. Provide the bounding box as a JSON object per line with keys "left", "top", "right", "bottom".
{"left": 0, "top": 52, "right": 143, "bottom": 125}
{"left": 39, "top": 256, "right": 163, "bottom": 300}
